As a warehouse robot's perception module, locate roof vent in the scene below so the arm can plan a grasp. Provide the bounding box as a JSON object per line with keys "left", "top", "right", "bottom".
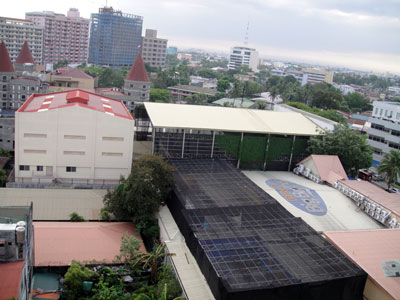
{"left": 66, "top": 90, "right": 89, "bottom": 104}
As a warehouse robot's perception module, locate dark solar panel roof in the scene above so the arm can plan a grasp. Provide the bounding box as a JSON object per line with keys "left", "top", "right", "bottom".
{"left": 169, "top": 159, "right": 366, "bottom": 299}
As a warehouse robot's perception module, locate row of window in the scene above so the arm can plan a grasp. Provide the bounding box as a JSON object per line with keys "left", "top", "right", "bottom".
{"left": 368, "top": 135, "right": 385, "bottom": 144}
{"left": 373, "top": 107, "right": 400, "bottom": 120}
{"left": 19, "top": 165, "right": 76, "bottom": 172}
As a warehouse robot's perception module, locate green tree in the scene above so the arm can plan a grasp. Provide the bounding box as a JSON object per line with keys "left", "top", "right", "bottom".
{"left": 217, "top": 79, "right": 230, "bottom": 92}
{"left": 150, "top": 89, "right": 170, "bottom": 103}
{"left": 378, "top": 150, "right": 400, "bottom": 189}
{"left": 307, "top": 125, "right": 373, "bottom": 177}
{"left": 134, "top": 243, "right": 175, "bottom": 283}
{"left": 115, "top": 232, "right": 141, "bottom": 269}
{"left": 345, "top": 92, "right": 371, "bottom": 112}
{"left": 54, "top": 59, "right": 68, "bottom": 69}
{"left": 63, "top": 261, "right": 97, "bottom": 300}
{"left": 103, "top": 155, "right": 174, "bottom": 225}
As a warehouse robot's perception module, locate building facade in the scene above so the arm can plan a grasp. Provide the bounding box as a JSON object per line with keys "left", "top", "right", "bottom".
{"left": 0, "top": 17, "right": 43, "bottom": 64}
{"left": 302, "top": 68, "right": 334, "bottom": 85}
{"left": 228, "top": 46, "right": 259, "bottom": 72}
{"left": 15, "top": 90, "right": 134, "bottom": 184}
{"left": 142, "top": 29, "right": 167, "bottom": 67}
{"left": 366, "top": 101, "right": 400, "bottom": 163}
{"left": 88, "top": 7, "right": 143, "bottom": 67}
{"left": 26, "top": 8, "right": 90, "bottom": 65}
{"left": 0, "top": 41, "right": 44, "bottom": 110}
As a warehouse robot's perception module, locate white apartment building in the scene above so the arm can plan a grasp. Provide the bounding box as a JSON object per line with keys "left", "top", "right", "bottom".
{"left": 228, "top": 46, "right": 259, "bottom": 72}
{"left": 301, "top": 68, "right": 334, "bottom": 86}
{"left": 15, "top": 90, "right": 134, "bottom": 184}
{"left": 366, "top": 101, "right": 400, "bottom": 163}
{"left": 0, "top": 17, "right": 43, "bottom": 64}
{"left": 142, "top": 29, "right": 167, "bottom": 67}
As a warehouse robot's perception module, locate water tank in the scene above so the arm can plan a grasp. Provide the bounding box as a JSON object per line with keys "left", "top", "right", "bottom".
{"left": 16, "top": 221, "right": 26, "bottom": 228}
{"left": 16, "top": 226, "right": 25, "bottom": 244}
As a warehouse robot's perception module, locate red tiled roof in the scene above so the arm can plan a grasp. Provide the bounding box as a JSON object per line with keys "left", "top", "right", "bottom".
{"left": 16, "top": 41, "right": 34, "bottom": 64}
{"left": 17, "top": 89, "right": 133, "bottom": 120}
{"left": 0, "top": 261, "right": 24, "bottom": 300}
{"left": 126, "top": 53, "right": 149, "bottom": 82}
{"left": 324, "top": 229, "right": 400, "bottom": 300}
{"left": 0, "top": 41, "right": 15, "bottom": 72}
{"left": 34, "top": 222, "right": 146, "bottom": 267}
{"left": 53, "top": 68, "right": 94, "bottom": 79}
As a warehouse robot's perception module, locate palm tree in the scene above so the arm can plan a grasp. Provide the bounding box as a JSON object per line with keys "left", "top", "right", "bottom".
{"left": 135, "top": 243, "right": 175, "bottom": 283}
{"left": 378, "top": 150, "right": 400, "bottom": 189}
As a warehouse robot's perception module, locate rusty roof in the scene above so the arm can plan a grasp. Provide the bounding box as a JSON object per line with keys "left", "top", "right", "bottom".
{"left": 34, "top": 222, "right": 146, "bottom": 266}
{"left": 16, "top": 41, "right": 34, "bottom": 64}
{"left": 126, "top": 53, "right": 149, "bottom": 82}
{"left": 324, "top": 229, "right": 400, "bottom": 300}
{"left": 0, "top": 261, "right": 24, "bottom": 299}
{"left": 0, "top": 41, "right": 14, "bottom": 72}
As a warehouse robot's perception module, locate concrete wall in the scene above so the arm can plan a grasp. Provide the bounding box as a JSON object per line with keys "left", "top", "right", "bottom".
{"left": 15, "top": 105, "right": 134, "bottom": 183}
{"left": 0, "top": 116, "right": 14, "bottom": 151}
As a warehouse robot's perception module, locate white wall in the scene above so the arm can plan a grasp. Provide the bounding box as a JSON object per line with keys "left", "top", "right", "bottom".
{"left": 15, "top": 105, "right": 134, "bottom": 183}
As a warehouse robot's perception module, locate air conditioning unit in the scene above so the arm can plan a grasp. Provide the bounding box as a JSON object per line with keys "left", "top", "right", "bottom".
{"left": 298, "top": 164, "right": 305, "bottom": 173}
{"left": 369, "top": 204, "right": 376, "bottom": 216}
{"left": 375, "top": 207, "right": 381, "bottom": 220}
{"left": 365, "top": 202, "right": 370, "bottom": 213}
{"left": 304, "top": 168, "right": 310, "bottom": 177}
{"left": 381, "top": 210, "right": 390, "bottom": 223}
{"left": 388, "top": 217, "right": 398, "bottom": 228}
{"left": 293, "top": 167, "right": 299, "bottom": 175}
{"left": 333, "top": 182, "right": 338, "bottom": 188}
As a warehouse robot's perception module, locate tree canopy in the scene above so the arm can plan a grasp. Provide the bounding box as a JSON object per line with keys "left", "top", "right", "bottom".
{"left": 307, "top": 125, "right": 373, "bottom": 177}
{"left": 150, "top": 89, "right": 170, "bottom": 103}
{"left": 103, "top": 155, "right": 174, "bottom": 226}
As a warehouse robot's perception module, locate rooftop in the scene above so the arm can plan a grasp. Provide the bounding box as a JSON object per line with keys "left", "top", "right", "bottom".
{"left": 324, "top": 229, "right": 400, "bottom": 300}
{"left": 168, "top": 85, "right": 217, "bottom": 96}
{"left": 34, "top": 222, "right": 146, "bottom": 267}
{"left": 0, "top": 41, "right": 15, "bottom": 72}
{"left": 213, "top": 98, "right": 255, "bottom": 108}
{"left": 144, "top": 102, "right": 322, "bottom": 136}
{"left": 17, "top": 89, "right": 133, "bottom": 120}
{"left": 126, "top": 53, "right": 149, "bottom": 82}
{"left": 0, "top": 188, "right": 106, "bottom": 221}
{"left": 340, "top": 180, "right": 400, "bottom": 218}
{"left": 15, "top": 41, "right": 34, "bottom": 64}
{"left": 170, "top": 159, "right": 366, "bottom": 299}
{"left": 299, "top": 154, "right": 348, "bottom": 184}
{"left": 244, "top": 171, "right": 381, "bottom": 232}
{"left": 0, "top": 261, "right": 24, "bottom": 299}
{"left": 51, "top": 68, "right": 94, "bottom": 80}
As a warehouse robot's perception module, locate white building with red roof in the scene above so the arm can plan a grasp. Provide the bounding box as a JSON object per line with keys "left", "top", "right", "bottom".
{"left": 15, "top": 89, "right": 134, "bottom": 185}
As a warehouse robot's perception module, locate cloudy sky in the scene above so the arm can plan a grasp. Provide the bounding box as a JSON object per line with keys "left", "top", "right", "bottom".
{"left": 3, "top": 0, "right": 400, "bottom": 74}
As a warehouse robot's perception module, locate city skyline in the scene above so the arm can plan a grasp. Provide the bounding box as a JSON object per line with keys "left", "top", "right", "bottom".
{"left": 1, "top": 0, "right": 400, "bottom": 74}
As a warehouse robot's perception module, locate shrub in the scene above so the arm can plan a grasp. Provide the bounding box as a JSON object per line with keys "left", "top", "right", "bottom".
{"left": 69, "top": 212, "right": 85, "bottom": 222}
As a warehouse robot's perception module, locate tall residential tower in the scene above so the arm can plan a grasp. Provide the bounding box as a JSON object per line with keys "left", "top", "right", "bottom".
{"left": 88, "top": 7, "right": 143, "bottom": 67}
{"left": 26, "top": 8, "right": 90, "bottom": 65}
{"left": 0, "top": 17, "right": 43, "bottom": 64}
{"left": 142, "top": 29, "right": 167, "bottom": 68}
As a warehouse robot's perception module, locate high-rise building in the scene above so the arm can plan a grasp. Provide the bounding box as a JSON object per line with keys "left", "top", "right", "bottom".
{"left": 228, "top": 46, "right": 259, "bottom": 72}
{"left": 88, "top": 7, "right": 143, "bottom": 67}
{"left": 366, "top": 101, "right": 400, "bottom": 164}
{"left": 142, "top": 29, "right": 167, "bottom": 68}
{"left": 26, "top": 8, "right": 90, "bottom": 65}
{"left": 0, "top": 17, "right": 43, "bottom": 64}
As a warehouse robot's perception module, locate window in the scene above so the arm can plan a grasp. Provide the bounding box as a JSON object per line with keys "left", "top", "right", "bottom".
{"left": 143, "top": 85, "right": 146, "bottom": 88}
{"left": 19, "top": 165, "right": 30, "bottom": 171}
{"left": 37, "top": 166, "right": 43, "bottom": 171}
{"left": 66, "top": 166, "right": 76, "bottom": 172}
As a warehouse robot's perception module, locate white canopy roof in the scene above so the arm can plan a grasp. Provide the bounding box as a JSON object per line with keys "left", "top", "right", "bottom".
{"left": 144, "top": 102, "right": 322, "bottom": 136}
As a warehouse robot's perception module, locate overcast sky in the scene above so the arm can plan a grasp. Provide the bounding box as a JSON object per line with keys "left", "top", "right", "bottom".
{"left": 3, "top": 0, "right": 400, "bottom": 74}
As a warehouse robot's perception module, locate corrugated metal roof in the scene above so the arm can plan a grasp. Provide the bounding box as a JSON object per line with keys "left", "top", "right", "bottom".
{"left": 340, "top": 180, "right": 400, "bottom": 218}
{"left": 0, "top": 188, "right": 106, "bottom": 220}
{"left": 324, "top": 229, "right": 400, "bottom": 300}
{"left": 144, "top": 103, "right": 322, "bottom": 136}
{"left": 0, "top": 261, "right": 24, "bottom": 299}
{"left": 34, "top": 222, "right": 146, "bottom": 267}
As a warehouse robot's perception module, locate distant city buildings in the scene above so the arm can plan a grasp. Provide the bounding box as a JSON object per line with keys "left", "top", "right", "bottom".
{"left": 26, "top": 8, "right": 89, "bottom": 65}
{"left": 88, "top": 7, "right": 143, "bottom": 67}
{"left": 15, "top": 90, "right": 134, "bottom": 185}
{"left": 0, "top": 16, "right": 43, "bottom": 64}
{"left": 271, "top": 67, "right": 334, "bottom": 86}
{"left": 189, "top": 75, "right": 217, "bottom": 89}
{"left": 228, "top": 46, "right": 259, "bottom": 72}
{"left": 142, "top": 29, "right": 167, "bottom": 68}
{"left": 167, "top": 46, "right": 177, "bottom": 55}
{"left": 366, "top": 101, "right": 400, "bottom": 164}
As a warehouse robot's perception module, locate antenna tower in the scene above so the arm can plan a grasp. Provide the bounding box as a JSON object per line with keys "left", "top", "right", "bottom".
{"left": 244, "top": 20, "right": 249, "bottom": 45}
